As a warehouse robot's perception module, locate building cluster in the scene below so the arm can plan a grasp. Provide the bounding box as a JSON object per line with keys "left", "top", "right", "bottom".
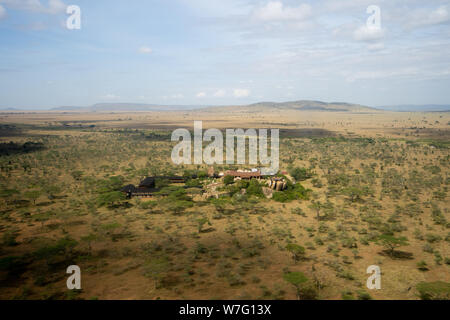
{"left": 121, "top": 167, "right": 281, "bottom": 199}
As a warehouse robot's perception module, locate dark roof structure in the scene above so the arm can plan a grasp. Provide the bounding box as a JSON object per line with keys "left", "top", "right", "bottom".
{"left": 121, "top": 184, "right": 137, "bottom": 193}
{"left": 139, "top": 177, "right": 155, "bottom": 188}
{"left": 121, "top": 175, "right": 187, "bottom": 198}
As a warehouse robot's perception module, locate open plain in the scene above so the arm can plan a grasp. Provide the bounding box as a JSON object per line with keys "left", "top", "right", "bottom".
{"left": 0, "top": 106, "right": 449, "bottom": 300}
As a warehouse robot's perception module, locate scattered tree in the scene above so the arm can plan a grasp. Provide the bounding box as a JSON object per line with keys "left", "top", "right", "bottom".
{"left": 377, "top": 234, "right": 409, "bottom": 257}
{"left": 283, "top": 272, "right": 309, "bottom": 300}
{"left": 286, "top": 244, "right": 306, "bottom": 263}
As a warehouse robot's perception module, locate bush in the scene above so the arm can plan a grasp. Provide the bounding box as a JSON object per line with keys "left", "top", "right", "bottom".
{"left": 341, "top": 291, "right": 355, "bottom": 300}
{"left": 273, "top": 183, "right": 309, "bottom": 203}
{"left": 97, "top": 191, "right": 126, "bottom": 207}
{"left": 285, "top": 243, "right": 305, "bottom": 262}
{"left": 291, "top": 207, "right": 306, "bottom": 216}
{"left": 289, "top": 167, "right": 313, "bottom": 181}
{"left": 357, "top": 290, "right": 373, "bottom": 300}
{"left": 431, "top": 206, "right": 447, "bottom": 225}
{"left": 139, "top": 200, "right": 156, "bottom": 210}
{"left": 246, "top": 179, "right": 264, "bottom": 198}
{"left": 34, "top": 236, "right": 78, "bottom": 263}
{"left": 377, "top": 234, "right": 409, "bottom": 257}
{"left": 423, "top": 243, "right": 434, "bottom": 253}
{"left": 223, "top": 175, "right": 234, "bottom": 185}
{"left": 426, "top": 234, "right": 442, "bottom": 243}
{"left": 417, "top": 260, "right": 429, "bottom": 271}
{"left": 283, "top": 271, "right": 310, "bottom": 300}
{"left": 0, "top": 256, "right": 28, "bottom": 275}
{"left": 2, "top": 230, "right": 19, "bottom": 246}
{"left": 416, "top": 281, "right": 450, "bottom": 300}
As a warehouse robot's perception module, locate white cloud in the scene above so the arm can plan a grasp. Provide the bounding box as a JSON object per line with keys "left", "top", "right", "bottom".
{"left": 138, "top": 46, "right": 153, "bottom": 54}
{"left": 179, "top": 0, "right": 251, "bottom": 18}
{"left": 353, "top": 25, "right": 385, "bottom": 41}
{"left": 46, "top": 0, "right": 65, "bottom": 13}
{"left": 253, "top": 1, "right": 311, "bottom": 22}
{"left": 233, "top": 89, "right": 250, "bottom": 98}
{"left": 0, "top": 5, "right": 6, "bottom": 19}
{"left": 344, "top": 68, "right": 419, "bottom": 82}
{"left": 196, "top": 92, "right": 206, "bottom": 98}
{"left": 429, "top": 5, "right": 450, "bottom": 25}
{"left": 213, "top": 89, "right": 226, "bottom": 97}
{"left": 406, "top": 5, "right": 450, "bottom": 29}
{"left": 0, "top": 0, "right": 66, "bottom": 14}
{"left": 367, "top": 42, "right": 385, "bottom": 51}
{"left": 102, "top": 93, "right": 120, "bottom": 100}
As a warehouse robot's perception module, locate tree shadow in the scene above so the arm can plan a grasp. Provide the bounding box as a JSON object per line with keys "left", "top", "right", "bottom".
{"left": 379, "top": 249, "right": 414, "bottom": 260}
{"left": 200, "top": 227, "right": 216, "bottom": 233}
{"left": 0, "top": 142, "right": 45, "bottom": 156}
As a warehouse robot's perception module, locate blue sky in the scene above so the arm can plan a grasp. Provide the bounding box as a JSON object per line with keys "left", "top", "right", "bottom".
{"left": 0, "top": 0, "right": 450, "bottom": 109}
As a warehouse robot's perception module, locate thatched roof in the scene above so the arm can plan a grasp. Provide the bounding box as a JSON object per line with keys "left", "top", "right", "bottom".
{"left": 121, "top": 184, "right": 137, "bottom": 193}
{"left": 139, "top": 177, "right": 155, "bottom": 188}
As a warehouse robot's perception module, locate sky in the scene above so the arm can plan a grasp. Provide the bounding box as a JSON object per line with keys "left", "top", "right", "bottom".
{"left": 0, "top": 0, "right": 450, "bottom": 109}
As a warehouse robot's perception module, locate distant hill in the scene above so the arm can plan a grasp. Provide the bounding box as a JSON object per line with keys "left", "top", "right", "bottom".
{"left": 252, "top": 100, "right": 376, "bottom": 112}
{"left": 25, "top": 101, "right": 450, "bottom": 113}
{"left": 202, "top": 100, "right": 378, "bottom": 113}
{"left": 51, "top": 103, "right": 207, "bottom": 112}
{"left": 51, "top": 106, "right": 85, "bottom": 111}
{"left": 377, "top": 105, "right": 450, "bottom": 112}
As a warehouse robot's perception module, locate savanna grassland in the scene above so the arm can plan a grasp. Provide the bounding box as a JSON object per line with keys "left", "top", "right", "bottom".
{"left": 0, "top": 109, "right": 449, "bottom": 300}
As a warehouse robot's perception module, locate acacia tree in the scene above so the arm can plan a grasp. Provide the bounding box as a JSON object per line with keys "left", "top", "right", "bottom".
{"left": 144, "top": 257, "right": 169, "bottom": 289}
{"left": 377, "top": 235, "right": 409, "bottom": 257}
{"left": 33, "top": 212, "right": 52, "bottom": 229}
{"left": 25, "top": 190, "right": 41, "bottom": 205}
{"left": 197, "top": 217, "right": 212, "bottom": 233}
{"left": 71, "top": 170, "right": 84, "bottom": 181}
{"left": 343, "top": 186, "right": 364, "bottom": 202}
{"left": 286, "top": 244, "right": 306, "bottom": 263}
{"left": 81, "top": 233, "right": 98, "bottom": 255}
{"left": 97, "top": 191, "right": 126, "bottom": 207}
{"left": 283, "top": 272, "right": 309, "bottom": 300}
{"left": 308, "top": 201, "right": 322, "bottom": 222}
{"left": 0, "top": 188, "right": 19, "bottom": 206}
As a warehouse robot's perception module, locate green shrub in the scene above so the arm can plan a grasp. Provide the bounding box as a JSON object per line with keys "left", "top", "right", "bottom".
{"left": 139, "top": 200, "right": 156, "bottom": 210}
{"left": 289, "top": 167, "right": 313, "bottom": 181}
{"left": 2, "top": 230, "right": 19, "bottom": 246}
{"left": 425, "top": 233, "right": 442, "bottom": 243}
{"left": 273, "top": 183, "right": 309, "bottom": 203}
{"left": 423, "top": 243, "right": 434, "bottom": 253}
{"left": 246, "top": 179, "right": 264, "bottom": 198}
{"left": 341, "top": 291, "right": 355, "bottom": 300}
{"left": 291, "top": 207, "right": 306, "bottom": 216}
{"left": 283, "top": 271, "right": 315, "bottom": 300}
{"left": 223, "top": 175, "right": 234, "bottom": 185}
{"left": 377, "top": 234, "right": 409, "bottom": 257}
{"left": 285, "top": 243, "right": 305, "bottom": 262}
{"left": 357, "top": 290, "right": 373, "bottom": 300}
{"left": 417, "top": 260, "right": 429, "bottom": 271}
{"left": 416, "top": 281, "right": 450, "bottom": 300}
